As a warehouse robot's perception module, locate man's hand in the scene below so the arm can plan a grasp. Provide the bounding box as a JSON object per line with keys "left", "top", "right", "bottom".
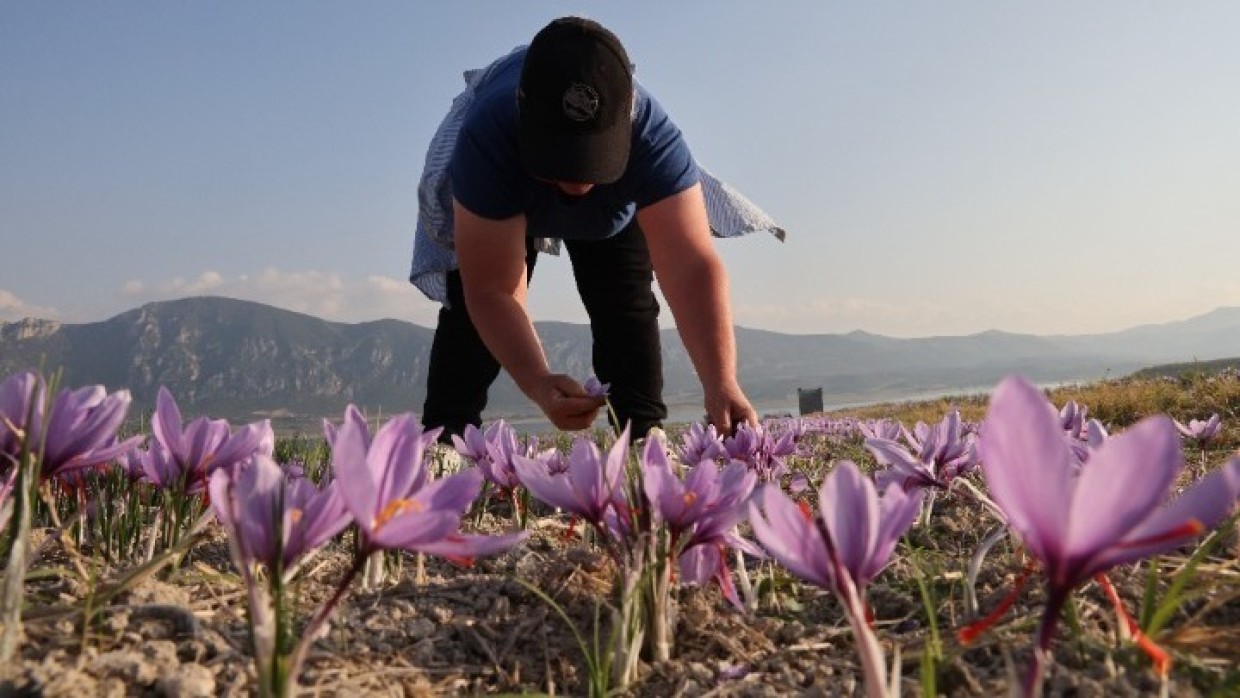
{"left": 530, "top": 374, "right": 606, "bottom": 431}
{"left": 705, "top": 382, "right": 758, "bottom": 436}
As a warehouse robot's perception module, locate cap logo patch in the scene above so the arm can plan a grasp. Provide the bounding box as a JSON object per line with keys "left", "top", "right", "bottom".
{"left": 562, "top": 83, "right": 600, "bottom": 122}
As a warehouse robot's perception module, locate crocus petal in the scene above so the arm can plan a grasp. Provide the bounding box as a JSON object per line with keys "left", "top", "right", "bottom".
{"left": 1088, "top": 457, "right": 1240, "bottom": 573}
{"left": 1064, "top": 416, "right": 1181, "bottom": 561}
{"left": 819, "top": 461, "right": 878, "bottom": 582}
{"left": 417, "top": 468, "right": 483, "bottom": 515}
{"left": 331, "top": 406, "right": 379, "bottom": 522}
{"left": 210, "top": 419, "right": 275, "bottom": 473}
{"left": 979, "top": 376, "right": 1074, "bottom": 565}
{"left": 602, "top": 425, "right": 631, "bottom": 494}
{"left": 678, "top": 544, "right": 716, "bottom": 587}
{"left": 414, "top": 529, "right": 529, "bottom": 559}
{"left": 152, "top": 387, "right": 187, "bottom": 464}
{"left": 368, "top": 414, "right": 425, "bottom": 504}
{"left": 862, "top": 485, "right": 923, "bottom": 583}
{"left": 208, "top": 468, "right": 235, "bottom": 530}
{"left": 234, "top": 456, "right": 286, "bottom": 569}
{"left": 749, "top": 486, "right": 834, "bottom": 589}
{"left": 370, "top": 509, "right": 460, "bottom": 549}
{"left": 865, "top": 438, "right": 917, "bottom": 469}
{"left": 42, "top": 387, "right": 129, "bottom": 469}
{"left": 285, "top": 481, "right": 352, "bottom": 564}
{"left": 513, "top": 454, "right": 582, "bottom": 515}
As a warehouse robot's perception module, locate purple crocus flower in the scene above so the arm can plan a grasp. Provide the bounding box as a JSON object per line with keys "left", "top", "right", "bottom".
{"left": 583, "top": 376, "right": 610, "bottom": 398}
{"left": 208, "top": 455, "right": 351, "bottom": 574}
{"left": 329, "top": 405, "right": 526, "bottom": 556}
{"left": 750, "top": 460, "right": 921, "bottom": 595}
{"left": 512, "top": 425, "right": 630, "bottom": 528}
{"left": 643, "top": 436, "right": 758, "bottom": 543}
{"left": 46, "top": 385, "right": 138, "bottom": 478}
{"left": 530, "top": 445, "right": 570, "bottom": 475}
{"left": 642, "top": 436, "right": 762, "bottom": 606}
{"left": 1066, "top": 418, "right": 1110, "bottom": 466}
{"left": 977, "top": 376, "right": 1240, "bottom": 693}
{"left": 451, "top": 420, "right": 527, "bottom": 489}
{"left": 858, "top": 418, "right": 902, "bottom": 442}
{"left": 866, "top": 409, "right": 976, "bottom": 492}
{"left": 1174, "top": 413, "right": 1222, "bottom": 446}
{"left": 15, "top": 376, "right": 141, "bottom": 480}
{"left": 723, "top": 422, "right": 796, "bottom": 482}
{"left": 749, "top": 460, "right": 922, "bottom": 695}
{"left": 1, "top": 371, "right": 42, "bottom": 467}
{"left": 1058, "top": 400, "right": 1087, "bottom": 440}
{"left": 676, "top": 421, "right": 728, "bottom": 465}
{"left": 149, "top": 386, "right": 273, "bottom": 493}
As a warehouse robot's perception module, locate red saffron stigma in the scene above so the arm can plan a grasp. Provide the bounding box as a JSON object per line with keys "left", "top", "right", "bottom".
{"left": 957, "top": 565, "right": 1035, "bottom": 646}
{"left": 1118, "top": 519, "right": 1205, "bottom": 550}
{"left": 1094, "top": 574, "right": 1172, "bottom": 676}
{"left": 561, "top": 514, "right": 579, "bottom": 542}
{"left": 797, "top": 499, "right": 813, "bottom": 523}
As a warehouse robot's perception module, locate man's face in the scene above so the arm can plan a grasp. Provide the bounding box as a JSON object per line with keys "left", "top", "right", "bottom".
{"left": 555, "top": 181, "right": 594, "bottom": 196}
{"left": 533, "top": 175, "right": 595, "bottom": 197}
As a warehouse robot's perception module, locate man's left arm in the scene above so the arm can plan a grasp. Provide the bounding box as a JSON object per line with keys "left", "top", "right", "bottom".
{"left": 637, "top": 182, "right": 758, "bottom": 434}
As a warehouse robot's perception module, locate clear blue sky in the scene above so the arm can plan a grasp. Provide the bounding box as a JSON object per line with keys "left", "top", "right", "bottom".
{"left": 3, "top": 2, "right": 1238, "bottom": 337}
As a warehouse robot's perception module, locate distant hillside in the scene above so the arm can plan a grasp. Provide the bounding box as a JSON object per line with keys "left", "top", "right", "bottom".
{"left": 3, "top": 296, "right": 1240, "bottom": 430}
{"left": 1129, "top": 356, "right": 1240, "bottom": 380}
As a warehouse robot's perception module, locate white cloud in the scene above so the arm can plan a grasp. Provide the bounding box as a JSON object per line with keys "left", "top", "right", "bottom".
{"left": 114, "top": 268, "right": 443, "bottom": 327}
{"left": 0, "top": 289, "right": 60, "bottom": 322}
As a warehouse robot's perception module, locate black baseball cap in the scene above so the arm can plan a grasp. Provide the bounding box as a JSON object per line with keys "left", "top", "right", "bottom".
{"left": 518, "top": 17, "right": 634, "bottom": 185}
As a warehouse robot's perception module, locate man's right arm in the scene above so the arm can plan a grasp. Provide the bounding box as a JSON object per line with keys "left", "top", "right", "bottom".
{"left": 453, "top": 200, "right": 603, "bottom": 430}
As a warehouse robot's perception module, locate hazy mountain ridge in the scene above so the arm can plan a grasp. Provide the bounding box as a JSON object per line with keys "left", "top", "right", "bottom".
{"left": 3, "top": 297, "right": 1238, "bottom": 429}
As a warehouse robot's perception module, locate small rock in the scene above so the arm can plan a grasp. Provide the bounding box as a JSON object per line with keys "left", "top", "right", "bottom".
{"left": 90, "top": 649, "right": 158, "bottom": 686}
{"left": 777, "top": 620, "right": 805, "bottom": 644}
{"left": 125, "top": 579, "right": 191, "bottom": 608}
{"left": 406, "top": 617, "right": 436, "bottom": 641}
{"left": 158, "top": 663, "right": 216, "bottom": 698}
{"left": 488, "top": 595, "right": 511, "bottom": 620}
{"left": 99, "top": 677, "right": 128, "bottom": 698}
{"left": 686, "top": 662, "right": 713, "bottom": 683}
{"left": 176, "top": 639, "right": 209, "bottom": 663}
{"left": 143, "top": 640, "right": 179, "bottom": 667}
{"left": 34, "top": 666, "right": 98, "bottom": 696}
{"left": 103, "top": 608, "right": 130, "bottom": 635}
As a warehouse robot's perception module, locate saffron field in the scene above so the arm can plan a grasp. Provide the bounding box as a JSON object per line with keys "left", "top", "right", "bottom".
{"left": 1, "top": 368, "right": 1238, "bottom": 697}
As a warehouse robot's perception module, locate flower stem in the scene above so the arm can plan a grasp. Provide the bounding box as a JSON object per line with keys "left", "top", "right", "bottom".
{"left": 0, "top": 452, "right": 37, "bottom": 663}
{"left": 285, "top": 551, "right": 367, "bottom": 690}
{"left": 839, "top": 578, "right": 888, "bottom": 698}
{"left": 1023, "top": 591, "right": 1067, "bottom": 698}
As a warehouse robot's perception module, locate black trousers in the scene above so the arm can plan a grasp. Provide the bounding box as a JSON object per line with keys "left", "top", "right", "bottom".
{"left": 422, "top": 220, "right": 667, "bottom": 441}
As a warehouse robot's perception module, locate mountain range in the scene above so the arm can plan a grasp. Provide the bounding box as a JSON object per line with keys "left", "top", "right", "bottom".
{"left": 3, "top": 296, "right": 1239, "bottom": 432}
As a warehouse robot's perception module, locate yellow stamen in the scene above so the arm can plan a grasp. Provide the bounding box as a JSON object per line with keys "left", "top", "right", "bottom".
{"left": 373, "top": 498, "right": 423, "bottom": 530}
{"left": 682, "top": 491, "right": 698, "bottom": 508}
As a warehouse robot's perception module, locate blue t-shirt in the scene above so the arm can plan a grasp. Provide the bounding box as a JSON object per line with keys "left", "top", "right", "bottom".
{"left": 449, "top": 48, "right": 700, "bottom": 241}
